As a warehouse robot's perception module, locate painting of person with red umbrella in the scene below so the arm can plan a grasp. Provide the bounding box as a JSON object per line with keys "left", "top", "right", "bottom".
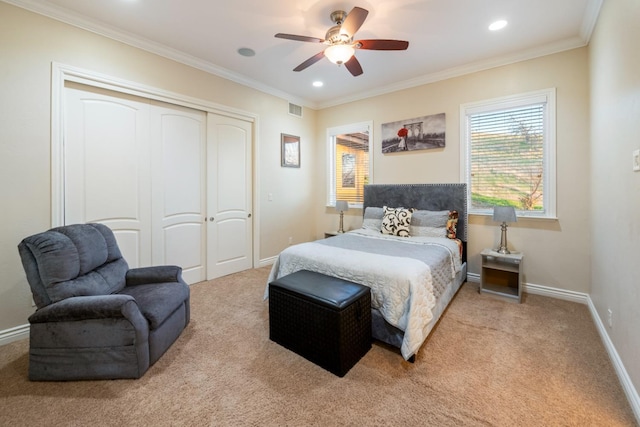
{"left": 397, "top": 127, "right": 409, "bottom": 151}
{"left": 381, "top": 113, "right": 446, "bottom": 153}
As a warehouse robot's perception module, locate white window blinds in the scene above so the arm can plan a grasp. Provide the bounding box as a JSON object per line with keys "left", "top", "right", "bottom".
{"left": 462, "top": 89, "right": 556, "bottom": 217}
{"left": 327, "top": 122, "right": 372, "bottom": 207}
{"left": 333, "top": 132, "right": 369, "bottom": 204}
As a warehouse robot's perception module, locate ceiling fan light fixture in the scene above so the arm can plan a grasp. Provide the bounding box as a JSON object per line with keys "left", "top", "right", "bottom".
{"left": 276, "top": 6, "right": 407, "bottom": 76}
{"left": 489, "top": 20, "right": 508, "bottom": 31}
{"left": 324, "top": 44, "right": 355, "bottom": 65}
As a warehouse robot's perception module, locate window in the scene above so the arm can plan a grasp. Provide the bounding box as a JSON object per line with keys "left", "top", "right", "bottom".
{"left": 460, "top": 89, "right": 556, "bottom": 218}
{"left": 327, "top": 122, "right": 372, "bottom": 207}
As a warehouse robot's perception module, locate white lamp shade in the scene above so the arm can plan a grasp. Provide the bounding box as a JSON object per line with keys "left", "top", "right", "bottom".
{"left": 335, "top": 200, "right": 349, "bottom": 212}
{"left": 324, "top": 44, "right": 355, "bottom": 65}
{"left": 493, "top": 206, "right": 517, "bottom": 223}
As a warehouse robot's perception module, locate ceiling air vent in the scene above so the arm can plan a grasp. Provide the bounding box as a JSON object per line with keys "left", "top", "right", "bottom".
{"left": 288, "top": 102, "right": 303, "bottom": 118}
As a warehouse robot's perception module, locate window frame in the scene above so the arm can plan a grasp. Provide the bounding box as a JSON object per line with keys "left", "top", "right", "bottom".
{"left": 460, "top": 88, "right": 557, "bottom": 219}
{"left": 326, "top": 121, "right": 373, "bottom": 208}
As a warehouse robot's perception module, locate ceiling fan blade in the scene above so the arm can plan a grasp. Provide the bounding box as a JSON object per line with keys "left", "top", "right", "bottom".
{"left": 340, "top": 7, "right": 369, "bottom": 38}
{"left": 293, "top": 51, "right": 325, "bottom": 72}
{"left": 344, "top": 56, "right": 363, "bottom": 77}
{"left": 275, "top": 33, "right": 324, "bottom": 43}
{"left": 356, "top": 39, "right": 409, "bottom": 50}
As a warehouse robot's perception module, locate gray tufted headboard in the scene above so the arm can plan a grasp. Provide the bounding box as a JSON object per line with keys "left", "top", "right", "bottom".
{"left": 363, "top": 183, "right": 468, "bottom": 260}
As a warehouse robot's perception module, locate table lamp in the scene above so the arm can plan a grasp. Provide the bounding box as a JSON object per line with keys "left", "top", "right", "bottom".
{"left": 493, "top": 206, "right": 517, "bottom": 254}
{"left": 335, "top": 200, "right": 349, "bottom": 233}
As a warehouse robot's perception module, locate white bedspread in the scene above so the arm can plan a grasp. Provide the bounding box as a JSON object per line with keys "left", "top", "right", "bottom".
{"left": 265, "top": 229, "right": 461, "bottom": 359}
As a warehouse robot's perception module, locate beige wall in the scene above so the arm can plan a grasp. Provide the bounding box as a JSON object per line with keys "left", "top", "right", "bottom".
{"left": 316, "top": 48, "right": 591, "bottom": 292}
{"left": 589, "top": 0, "right": 640, "bottom": 399}
{"left": 3, "top": 0, "right": 637, "bottom": 412}
{"left": 0, "top": 3, "right": 317, "bottom": 331}
{"left": 1, "top": 0, "right": 638, "bottom": 409}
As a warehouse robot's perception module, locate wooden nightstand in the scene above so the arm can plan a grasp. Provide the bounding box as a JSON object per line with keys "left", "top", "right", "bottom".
{"left": 480, "top": 249, "right": 523, "bottom": 303}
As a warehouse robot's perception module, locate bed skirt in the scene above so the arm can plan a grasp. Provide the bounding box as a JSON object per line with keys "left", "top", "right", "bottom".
{"left": 371, "top": 262, "right": 467, "bottom": 358}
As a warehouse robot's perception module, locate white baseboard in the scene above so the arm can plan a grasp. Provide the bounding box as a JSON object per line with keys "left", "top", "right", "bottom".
{"left": 587, "top": 298, "right": 640, "bottom": 423}
{"left": 467, "top": 273, "right": 589, "bottom": 304}
{"left": 523, "top": 282, "right": 590, "bottom": 304}
{"left": 0, "top": 323, "right": 29, "bottom": 345}
{"left": 466, "top": 272, "right": 480, "bottom": 283}
{"left": 258, "top": 256, "right": 277, "bottom": 268}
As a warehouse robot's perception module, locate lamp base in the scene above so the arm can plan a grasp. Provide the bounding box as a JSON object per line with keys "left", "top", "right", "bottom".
{"left": 496, "top": 222, "right": 510, "bottom": 254}
{"left": 338, "top": 211, "right": 345, "bottom": 233}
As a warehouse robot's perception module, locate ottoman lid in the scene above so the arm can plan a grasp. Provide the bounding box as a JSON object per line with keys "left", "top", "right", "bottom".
{"left": 269, "top": 270, "right": 370, "bottom": 310}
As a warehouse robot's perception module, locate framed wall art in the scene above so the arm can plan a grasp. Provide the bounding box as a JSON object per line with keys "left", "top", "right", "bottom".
{"left": 381, "top": 113, "right": 446, "bottom": 153}
{"left": 281, "top": 133, "right": 300, "bottom": 168}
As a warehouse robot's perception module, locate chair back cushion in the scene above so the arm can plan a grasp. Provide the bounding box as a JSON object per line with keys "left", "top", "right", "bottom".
{"left": 18, "top": 223, "right": 128, "bottom": 308}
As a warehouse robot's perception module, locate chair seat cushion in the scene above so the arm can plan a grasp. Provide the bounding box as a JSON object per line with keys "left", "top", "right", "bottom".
{"left": 119, "top": 283, "right": 189, "bottom": 330}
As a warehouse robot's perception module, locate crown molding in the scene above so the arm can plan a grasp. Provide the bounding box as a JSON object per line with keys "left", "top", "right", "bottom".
{"left": 316, "top": 36, "right": 588, "bottom": 109}
{"left": 3, "top": 0, "right": 602, "bottom": 111}
{"left": 2, "top": 0, "right": 314, "bottom": 108}
{"left": 580, "top": 0, "right": 603, "bottom": 43}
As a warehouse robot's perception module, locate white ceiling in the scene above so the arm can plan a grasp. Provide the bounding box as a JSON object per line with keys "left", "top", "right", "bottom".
{"left": 8, "top": 0, "right": 601, "bottom": 109}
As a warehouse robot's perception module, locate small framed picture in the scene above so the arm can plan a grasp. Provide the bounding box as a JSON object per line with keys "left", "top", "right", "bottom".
{"left": 281, "top": 133, "right": 300, "bottom": 168}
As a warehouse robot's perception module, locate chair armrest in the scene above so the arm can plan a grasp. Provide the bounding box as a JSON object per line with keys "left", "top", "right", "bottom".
{"left": 28, "top": 295, "right": 139, "bottom": 324}
{"left": 125, "top": 265, "right": 184, "bottom": 286}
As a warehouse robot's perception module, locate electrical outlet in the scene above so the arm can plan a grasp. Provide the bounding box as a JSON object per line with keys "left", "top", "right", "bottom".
{"left": 607, "top": 309, "right": 613, "bottom": 328}
{"left": 288, "top": 236, "right": 293, "bottom": 245}
{"left": 633, "top": 149, "right": 640, "bottom": 172}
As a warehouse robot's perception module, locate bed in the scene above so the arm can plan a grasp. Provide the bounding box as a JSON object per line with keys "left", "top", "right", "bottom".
{"left": 266, "top": 183, "right": 468, "bottom": 361}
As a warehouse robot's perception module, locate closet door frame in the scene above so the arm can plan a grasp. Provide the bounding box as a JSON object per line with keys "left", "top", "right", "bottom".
{"left": 50, "top": 62, "right": 261, "bottom": 270}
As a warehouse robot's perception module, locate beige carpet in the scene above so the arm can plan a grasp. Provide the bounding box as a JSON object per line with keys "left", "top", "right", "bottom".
{"left": 0, "top": 266, "right": 635, "bottom": 426}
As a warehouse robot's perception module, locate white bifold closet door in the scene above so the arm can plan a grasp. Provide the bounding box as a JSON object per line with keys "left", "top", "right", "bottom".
{"left": 64, "top": 82, "right": 206, "bottom": 284}
{"left": 206, "top": 114, "right": 253, "bottom": 279}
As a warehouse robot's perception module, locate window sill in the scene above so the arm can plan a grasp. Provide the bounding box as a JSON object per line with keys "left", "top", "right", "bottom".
{"left": 326, "top": 204, "right": 363, "bottom": 210}
{"left": 469, "top": 212, "right": 558, "bottom": 222}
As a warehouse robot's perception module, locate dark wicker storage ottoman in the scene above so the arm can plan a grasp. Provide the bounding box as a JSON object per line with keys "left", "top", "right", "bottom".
{"left": 269, "top": 270, "right": 372, "bottom": 377}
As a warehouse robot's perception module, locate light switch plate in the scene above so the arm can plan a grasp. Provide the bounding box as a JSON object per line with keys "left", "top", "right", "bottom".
{"left": 634, "top": 149, "right": 640, "bottom": 172}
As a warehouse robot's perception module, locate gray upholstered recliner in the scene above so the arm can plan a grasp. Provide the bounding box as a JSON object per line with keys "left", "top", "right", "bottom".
{"left": 18, "top": 223, "right": 190, "bottom": 381}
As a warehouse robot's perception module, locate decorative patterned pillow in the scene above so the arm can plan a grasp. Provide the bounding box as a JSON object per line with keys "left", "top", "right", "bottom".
{"left": 361, "top": 207, "right": 384, "bottom": 231}
{"left": 381, "top": 206, "right": 414, "bottom": 237}
{"left": 446, "top": 210, "right": 459, "bottom": 239}
{"left": 409, "top": 210, "right": 450, "bottom": 238}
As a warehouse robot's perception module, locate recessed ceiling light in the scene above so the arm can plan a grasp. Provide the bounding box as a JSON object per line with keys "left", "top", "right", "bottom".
{"left": 312, "top": 81, "right": 324, "bottom": 87}
{"left": 237, "top": 47, "right": 255, "bottom": 57}
{"left": 489, "top": 20, "right": 508, "bottom": 31}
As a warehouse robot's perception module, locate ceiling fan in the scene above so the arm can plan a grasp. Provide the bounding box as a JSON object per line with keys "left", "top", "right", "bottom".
{"left": 275, "top": 6, "right": 409, "bottom": 77}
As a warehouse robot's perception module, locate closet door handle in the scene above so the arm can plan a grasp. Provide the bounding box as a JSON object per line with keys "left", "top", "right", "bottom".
{"left": 248, "top": 213, "right": 252, "bottom": 218}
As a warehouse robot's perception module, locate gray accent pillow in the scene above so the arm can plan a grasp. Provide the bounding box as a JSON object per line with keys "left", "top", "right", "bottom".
{"left": 410, "top": 209, "right": 450, "bottom": 238}
{"left": 362, "top": 206, "right": 384, "bottom": 231}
